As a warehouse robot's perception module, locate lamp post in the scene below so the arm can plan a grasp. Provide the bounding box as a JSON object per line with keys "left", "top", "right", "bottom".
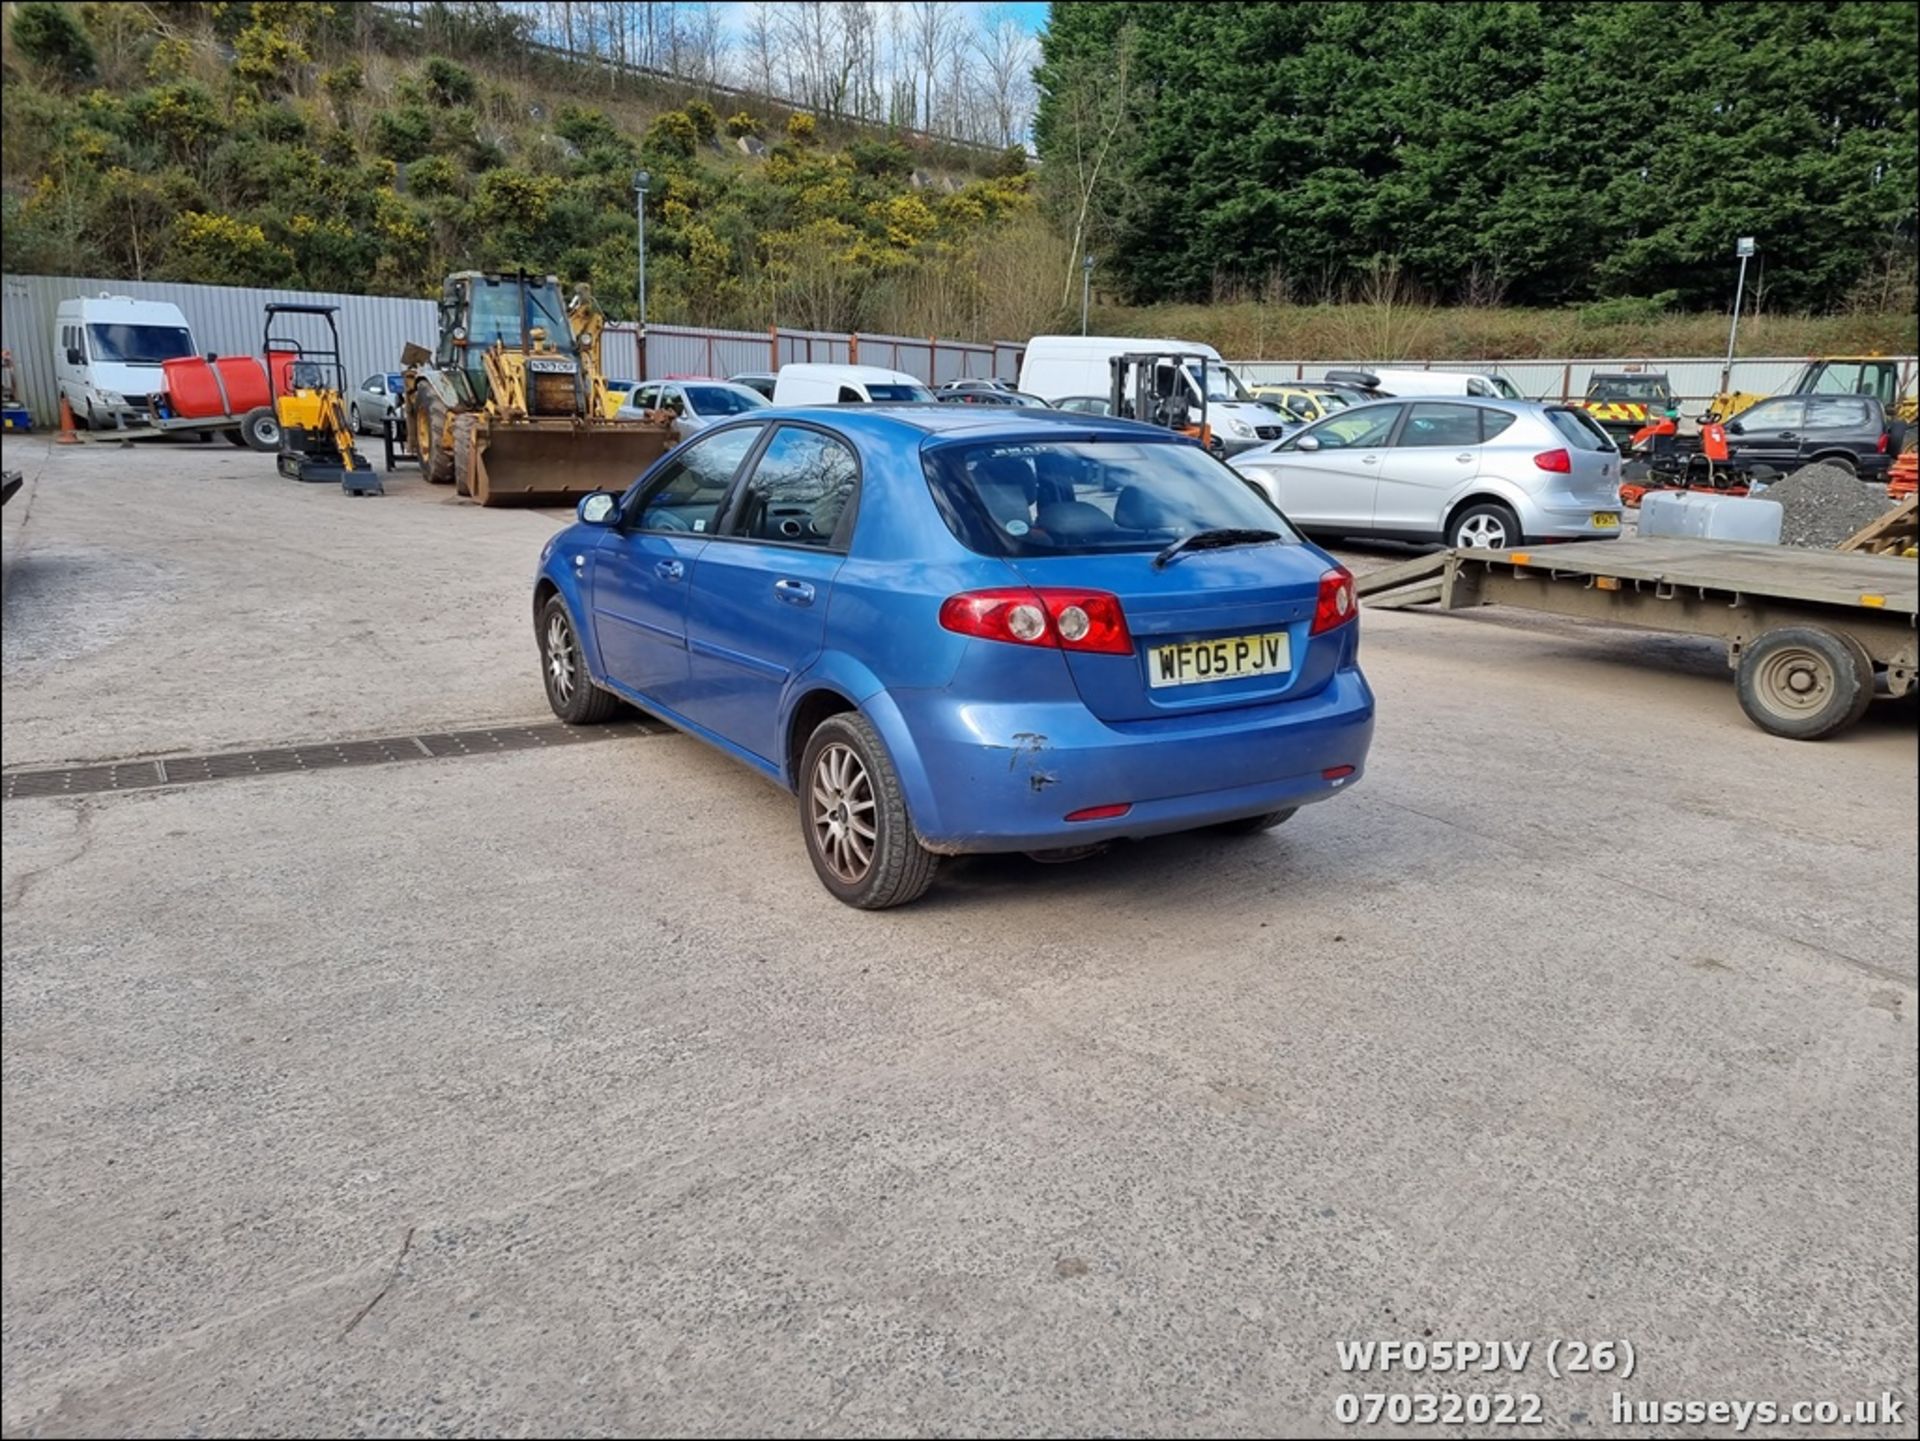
{"left": 1081, "top": 253, "right": 1095, "bottom": 336}
{"left": 632, "top": 170, "right": 652, "bottom": 333}
{"left": 1720, "top": 236, "right": 1756, "bottom": 396}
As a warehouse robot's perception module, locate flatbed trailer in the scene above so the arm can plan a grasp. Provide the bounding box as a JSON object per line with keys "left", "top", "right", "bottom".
{"left": 1357, "top": 538, "right": 1918, "bottom": 740}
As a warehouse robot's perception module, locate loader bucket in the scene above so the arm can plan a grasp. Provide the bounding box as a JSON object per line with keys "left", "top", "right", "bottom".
{"left": 470, "top": 418, "right": 678, "bottom": 507}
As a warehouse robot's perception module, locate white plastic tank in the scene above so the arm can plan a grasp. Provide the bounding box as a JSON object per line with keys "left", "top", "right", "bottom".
{"left": 1638, "top": 490, "right": 1782, "bottom": 544}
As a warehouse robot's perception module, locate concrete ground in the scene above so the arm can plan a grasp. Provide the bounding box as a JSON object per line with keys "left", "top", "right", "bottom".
{"left": 3, "top": 435, "right": 1915, "bottom": 1438}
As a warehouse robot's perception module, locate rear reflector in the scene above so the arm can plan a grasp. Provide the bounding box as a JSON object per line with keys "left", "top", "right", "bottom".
{"left": 1533, "top": 448, "right": 1572, "bottom": 473}
{"left": 1065, "top": 803, "right": 1131, "bottom": 822}
{"left": 1322, "top": 765, "right": 1355, "bottom": 780}
{"left": 1311, "top": 566, "right": 1357, "bottom": 635}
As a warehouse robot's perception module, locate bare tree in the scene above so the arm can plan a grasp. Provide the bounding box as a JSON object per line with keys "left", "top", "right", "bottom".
{"left": 742, "top": 1, "right": 778, "bottom": 96}
{"left": 973, "top": 6, "right": 1036, "bottom": 148}
{"left": 1042, "top": 27, "right": 1142, "bottom": 308}
{"left": 685, "top": 1, "right": 726, "bottom": 87}
{"left": 908, "top": 0, "right": 958, "bottom": 133}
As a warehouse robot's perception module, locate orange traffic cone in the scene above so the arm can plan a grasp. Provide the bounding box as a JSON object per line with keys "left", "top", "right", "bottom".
{"left": 56, "top": 396, "right": 80, "bottom": 445}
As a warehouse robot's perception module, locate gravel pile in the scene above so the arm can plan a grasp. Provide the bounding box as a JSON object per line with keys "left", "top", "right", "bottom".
{"left": 1754, "top": 462, "right": 1895, "bottom": 548}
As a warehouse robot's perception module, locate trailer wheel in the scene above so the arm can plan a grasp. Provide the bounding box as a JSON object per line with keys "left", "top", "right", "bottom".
{"left": 417, "top": 393, "right": 454, "bottom": 484}
{"left": 1735, "top": 626, "right": 1873, "bottom": 740}
{"left": 240, "top": 406, "right": 280, "bottom": 452}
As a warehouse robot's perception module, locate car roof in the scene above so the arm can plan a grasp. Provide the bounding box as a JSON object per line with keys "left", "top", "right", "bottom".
{"left": 780, "top": 363, "right": 925, "bottom": 384}
{"left": 748, "top": 403, "right": 1158, "bottom": 444}
{"left": 1332, "top": 396, "right": 1554, "bottom": 415}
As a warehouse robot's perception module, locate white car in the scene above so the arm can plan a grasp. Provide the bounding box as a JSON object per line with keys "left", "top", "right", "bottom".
{"left": 617, "top": 379, "right": 768, "bottom": 436}
{"left": 1231, "top": 398, "right": 1623, "bottom": 550}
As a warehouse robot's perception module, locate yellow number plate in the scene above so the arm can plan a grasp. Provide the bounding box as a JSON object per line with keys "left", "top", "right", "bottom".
{"left": 1593, "top": 511, "right": 1620, "bottom": 528}
{"left": 1149, "top": 631, "right": 1292, "bottom": 688}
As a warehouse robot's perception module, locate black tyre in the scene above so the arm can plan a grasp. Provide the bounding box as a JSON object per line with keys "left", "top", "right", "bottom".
{"left": 1809, "top": 453, "right": 1857, "bottom": 477}
{"left": 538, "top": 595, "right": 618, "bottom": 725}
{"left": 1448, "top": 501, "right": 1521, "bottom": 551}
{"left": 452, "top": 412, "right": 479, "bottom": 498}
{"left": 417, "top": 392, "right": 454, "bottom": 484}
{"left": 348, "top": 402, "right": 363, "bottom": 435}
{"left": 1734, "top": 626, "right": 1872, "bottom": 740}
{"left": 1213, "top": 807, "right": 1298, "bottom": 836}
{"left": 240, "top": 406, "right": 280, "bottom": 452}
{"left": 799, "top": 712, "right": 939, "bottom": 909}
{"left": 224, "top": 428, "right": 250, "bottom": 447}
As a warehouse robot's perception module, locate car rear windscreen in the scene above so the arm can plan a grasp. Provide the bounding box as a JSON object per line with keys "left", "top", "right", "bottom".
{"left": 1547, "top": 408, "right": 1616, "bottom": 451}
{"left": 866, "top": 384, "right": 936, "bottom": 402}
{"left": 923, "top": 439, "right": 1301, "bottom": 557}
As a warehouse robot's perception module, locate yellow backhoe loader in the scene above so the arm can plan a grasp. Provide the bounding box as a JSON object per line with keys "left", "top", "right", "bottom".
{"left": 404, "top": 271, "right": 676, "bottom": 506}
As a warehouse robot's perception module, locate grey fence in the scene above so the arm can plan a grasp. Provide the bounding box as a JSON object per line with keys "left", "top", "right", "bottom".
{"left": 1, "top": 274, "right": 1023, "bottom": 422}
{"left": 1229, "top": 355, "right": 1920, "bottom": 408}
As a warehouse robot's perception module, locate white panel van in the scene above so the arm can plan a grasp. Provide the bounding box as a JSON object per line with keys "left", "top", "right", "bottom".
{"left": 770, "top": 365, "right": 935, "bottom": 406}
{"left": 55, "top": 294, "right": 198, "bottom": 428}
{"left": 1018, "top": 335, "right": 1282, "bottom": 454}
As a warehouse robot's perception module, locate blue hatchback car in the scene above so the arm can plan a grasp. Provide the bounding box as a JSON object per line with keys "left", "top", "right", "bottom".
{"left": 533, "top": 407, "right": 1375, "bottom": 908}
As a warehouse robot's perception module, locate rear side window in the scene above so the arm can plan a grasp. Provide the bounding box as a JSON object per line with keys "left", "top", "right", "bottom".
{"left": 1481, "top": 410, "right": 1517, "bottom": 442}
{"left": 1398, "top": 403, "right": 1483, "bottom": 448}
{"left": 1546, "top": 409, "right": 1615, "bottom": 451}
{"left": 924, "top": 439, "right": 1298, "bottom": 557}
{"left": 1805, "top": 397, "right": 1872, "bottom": 430}
{"left": 724, "top": 425, "right": 859, "bottom": 548}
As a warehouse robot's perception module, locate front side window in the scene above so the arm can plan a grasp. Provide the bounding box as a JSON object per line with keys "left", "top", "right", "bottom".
{"left": 1736, "top": 399, "right": 1804, "bottom": 431}
{"left": 86, "top": 324, "right": 194, "bottom": 365}
{"left": 725, "top": 425, "right": 859, "bottom": 547}
{"left": 1284, "top": 404, "right": 1403, "bottom": 451}
{"left": 924, "top": 439, "right": 1299, "bottom": 558}
{"left": 1398, "top": 403, "right": 1483, "bottom": 448}
{"left": 631, "top": 425, "right": 762, "bottom": 533}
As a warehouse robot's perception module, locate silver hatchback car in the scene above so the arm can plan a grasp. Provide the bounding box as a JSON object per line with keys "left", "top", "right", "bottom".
{"left": 1231, "top": 398, "right": 1624, "bottom": 549}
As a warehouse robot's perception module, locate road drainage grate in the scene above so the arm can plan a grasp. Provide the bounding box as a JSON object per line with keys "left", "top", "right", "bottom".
{"left": 2, "top": 718, "right": 668, "bottom": 801}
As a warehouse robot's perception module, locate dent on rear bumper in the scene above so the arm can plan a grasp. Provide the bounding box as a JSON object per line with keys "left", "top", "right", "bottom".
{"left": 893, "top": 668, "right": 1376, "bottom": 854}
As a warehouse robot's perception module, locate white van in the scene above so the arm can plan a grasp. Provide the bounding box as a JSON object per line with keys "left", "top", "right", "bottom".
{"left": 771, "top": 364, "right": 935, "bottom": 406}
{"left": 55, "top": 294, "right": 198, "bottom": 428}
{"left": 1019, "top": 335, "right": 1282, "bottom": 454}
{"left": 1360, "top": 367, "right": 1523, "bottom": 400}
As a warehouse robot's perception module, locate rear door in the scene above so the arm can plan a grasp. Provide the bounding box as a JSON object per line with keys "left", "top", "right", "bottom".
{"left": 589, "top": 425, "right": 764, "bottom": 708}
{"left": 680, "top": 423, "right": 858, "bottom": 762}
{"left": 1375, "top": 402, "right": 1485, "bottom": 534}
{"left": 1802, "top": 396, "right": 1876, "bottom": 464}
{"left": 1726, "top": 398, "right": 1804, "bottom": 469}
{"left": 1541, "top": 408, "right": 1622, "bottom": 505}
{"left": 1271, "top": 404, "right": 1403, "bottom": 532}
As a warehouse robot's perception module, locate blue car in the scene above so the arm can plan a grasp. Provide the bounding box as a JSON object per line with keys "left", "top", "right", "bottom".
{"left": 533, "top": 407, "right": 1375, "bottom": 908}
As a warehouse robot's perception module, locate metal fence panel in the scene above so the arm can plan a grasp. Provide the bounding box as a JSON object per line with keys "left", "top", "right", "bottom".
{"left": 1226, "top": 355, "right": 1917, "bottom": 407}
{"left": 640, "top": 323, "right": 773, "bottom": 381}
{"left": 3, "top": 273, "right": 438, "bottom": 424}
{"left": 776, "top": 330, "right": 854, "bottom": 369}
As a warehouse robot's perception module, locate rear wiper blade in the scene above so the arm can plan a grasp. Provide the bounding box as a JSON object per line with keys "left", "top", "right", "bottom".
{"left": 1153, "top": 527, "right": 1285, "bottom": 569}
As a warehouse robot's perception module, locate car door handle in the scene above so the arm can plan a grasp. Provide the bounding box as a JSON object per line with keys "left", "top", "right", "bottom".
{"left": 1456, "top": 453, "right": 1474, "bottom": 463}
{"left": 1778, "top": 431, "right": 1796, "bottom": 441}
{"left": 774, "top": 578, "right": 815, "bottom": 606}
{"left": 1361, "top": 454, "right": 1378, "bottom": 464}
{"left": 653, "top": 559, "right": 684, "bottom": 580}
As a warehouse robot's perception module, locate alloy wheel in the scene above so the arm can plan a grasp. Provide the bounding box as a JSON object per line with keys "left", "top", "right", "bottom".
{"left": 545, "top": 612, "right": 577, "bottom": 703}
{"left": 1456, "top": 513, "right": 1510, "bottom": 548}
{"left": 809, "top": 742, "right": 877, "bottom": 884}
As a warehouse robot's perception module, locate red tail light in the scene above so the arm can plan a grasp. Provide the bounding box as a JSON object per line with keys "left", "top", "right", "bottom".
{"left": 1879, "top": 431, "right": 1890, "bottom": 454}
{"left": 939, "top": 587, "right": 1133, "bottom": 655}
{"left": 1533, "top": 448, "right": 1572, "bottom": 473}
{"left": 1311, "top": 566, "right": 1356, "bottom": 635}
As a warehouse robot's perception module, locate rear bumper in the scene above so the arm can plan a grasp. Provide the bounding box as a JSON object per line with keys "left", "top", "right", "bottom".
{"left": 891, "top": 667, "right": 1375, "bottom": 853}
{"left": 1518, "top": 496, "right": 1625, "bottom": 540}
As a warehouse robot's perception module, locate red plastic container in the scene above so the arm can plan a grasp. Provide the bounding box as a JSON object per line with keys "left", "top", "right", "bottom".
{"left": 160, "top": 355, "right": 272, "bottom": 419}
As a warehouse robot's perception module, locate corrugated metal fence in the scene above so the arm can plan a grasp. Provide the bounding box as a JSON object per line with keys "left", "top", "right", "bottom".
{"left": 10, "top": 274, "right": 1909, "bottom": 423}
{"left": 4, "top": 274, "right": 440, "bottom": 426}
{"left": 1, "top": 274, "right": 1023, "bottom": 423}
{"left": 1228, "top": 356, "right": 1919, "bottom": 407}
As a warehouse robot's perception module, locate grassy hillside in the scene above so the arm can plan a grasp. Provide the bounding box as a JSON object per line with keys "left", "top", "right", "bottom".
{"left": 0, "top": 1, "right": 1056, "bottom": 341}
{"left": 1090, "top": 299, "right": 1920, "bottom": 362}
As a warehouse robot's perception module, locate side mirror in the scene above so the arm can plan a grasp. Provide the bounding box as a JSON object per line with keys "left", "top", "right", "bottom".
{"left": 1296, "top": 434, "right": 1321, "bottom": 452}
{"left": 578, "top": 492, "right": 618, "bottom": 526}
{"left": 66, "top": 347, "right": 82, "bottom": 366}
{"left": 1726, "top": 421, "right": 1744, "bottom": 435}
